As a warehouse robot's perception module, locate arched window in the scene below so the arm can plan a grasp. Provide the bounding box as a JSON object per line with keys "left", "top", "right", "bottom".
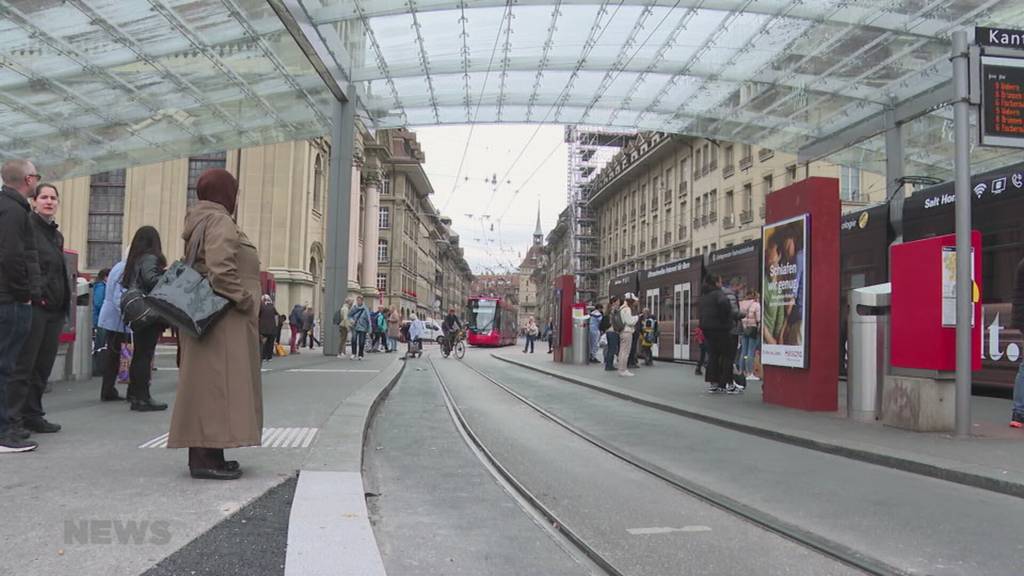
{"left": 377, "top": 239, "right": 389, "bottom": 263}
{"left": 313, "top": 155, "right": 323, "bottom": 209}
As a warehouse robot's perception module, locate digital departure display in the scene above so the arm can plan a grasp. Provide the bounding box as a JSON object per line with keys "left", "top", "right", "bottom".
{"left": 980, "top": 55, "right": 1024, "bottom": 148}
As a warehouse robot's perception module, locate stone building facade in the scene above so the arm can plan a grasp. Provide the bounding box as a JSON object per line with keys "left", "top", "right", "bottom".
{"left": 50, "top": 125, "right": 471, "bottom": 325}
{"left": 375, "top": 129, "right": 474, "bottom": 320}
{"left": 587, "top": 133, "right": 885, "bottom": 300}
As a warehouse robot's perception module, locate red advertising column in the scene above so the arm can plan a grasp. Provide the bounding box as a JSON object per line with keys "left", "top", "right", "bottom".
{"left": 763, "top": 177, "right": 840, "bottom": 411}
{"left": 553, "top": 275, "right": 576, "bottom": 363}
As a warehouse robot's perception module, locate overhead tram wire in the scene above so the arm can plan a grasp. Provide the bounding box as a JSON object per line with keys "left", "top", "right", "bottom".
{"left": 441, "top": 1, "right": 514, "bottom": 215}
{"left": 477, "top": 0, "right": 626, "bottom": 220}
{"left": 494, "top": 139, "right": 563, "bottom": 223}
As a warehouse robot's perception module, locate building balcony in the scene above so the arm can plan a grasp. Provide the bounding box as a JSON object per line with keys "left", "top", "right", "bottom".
{"left": 722, "top": 164, "right": 735, "bottom": 179}
{"left": 678, "top": 225, "right": 688, "bottom": 239}
{"left": 723, "top": 214, "right": 735, "bottom": 229}
{"left": 701, "top": 214, "right": 708, "bottom": 226}
{"left": 740, "top": 210, "right": 754, "bottom": 224}
{"left": 739, "top": 156, "right": 753, "bottom": 171}
{"left": 664, "top": 232, "right": 672, "bottom": 245}
{"left": 759, "top": 148, "right": 774, "bottom": 161}
{"left": 759, "top": 205, "right": 766, "bottom": 218}
{"left": 709, "top": 211, "right": 718, "bottom": 223}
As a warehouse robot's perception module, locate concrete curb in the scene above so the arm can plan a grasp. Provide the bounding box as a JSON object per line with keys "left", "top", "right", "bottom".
{"left": 284, "top": 357, "right": 405, "bottom": 576}
{"left": 493, "top": 354, "right": 1024, "bottom": 500}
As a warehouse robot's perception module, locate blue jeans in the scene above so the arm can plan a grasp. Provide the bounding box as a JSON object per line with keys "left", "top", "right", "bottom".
{"left": 524, "top": 335, "right": 535, "bottom": 353}
{"left": 604, "top": 332, "right": 620, "bottom": 370}
{"left": 737, "top": 334, "right": 759, "bottom": 374}
{"left": 1014, "top": 360, "right": 1024, "bottom": 419}
{"left": 589, "top": 329, "right": 600, "bottom": 361}
{"left": 0, "top": 303, "right": 33, "bottom": 434}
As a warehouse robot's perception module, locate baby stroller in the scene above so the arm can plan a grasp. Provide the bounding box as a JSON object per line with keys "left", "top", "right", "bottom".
{"left": 401, "top": 323, "right": 422, "bottom": 359}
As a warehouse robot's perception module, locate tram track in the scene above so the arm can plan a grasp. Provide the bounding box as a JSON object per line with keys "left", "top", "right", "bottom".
{"left": 428, "top": 354, "right": 907, "bottom": 576}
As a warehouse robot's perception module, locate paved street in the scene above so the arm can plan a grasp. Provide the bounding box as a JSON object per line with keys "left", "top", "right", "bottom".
{"left": 0, "top": 347, "right": 399, "bottom": 576}
{"left": 365, "top": 347, "right": 1024, "bottom": 576}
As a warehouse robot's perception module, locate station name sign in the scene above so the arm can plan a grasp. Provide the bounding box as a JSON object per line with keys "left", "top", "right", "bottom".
{"left": 977, "top": 26, "right": 1024, "bottom": 49}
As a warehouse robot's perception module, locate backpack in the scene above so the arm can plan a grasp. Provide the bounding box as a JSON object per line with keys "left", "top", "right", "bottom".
{"left": 611, "top": 307, "right": 625, "bottom": 333}
{"left": 599, "top": 313, "right": 611, "bottom": 333}
{"left": 377, "top": 313, "right": 387, "bottom": 332}
{"left": 641, "top": 319, "right": 657, "bottom": 346}
{"left": 332, "top": 309, "right": 342, "bottom": 326}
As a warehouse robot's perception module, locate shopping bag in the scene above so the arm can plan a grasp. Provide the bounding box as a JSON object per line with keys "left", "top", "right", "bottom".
{"left": 275, "top": 343, "right": 287, "bottom": 357}
{"left": 599, "top": 333, "right": 608, "bottom": 349}
{"left": 117, "top": 342, "right": 134, "bottom": 384}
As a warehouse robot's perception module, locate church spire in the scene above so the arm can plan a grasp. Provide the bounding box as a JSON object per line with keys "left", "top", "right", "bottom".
{"left": 533, "top": 203, "right": 543, "bottom": 246}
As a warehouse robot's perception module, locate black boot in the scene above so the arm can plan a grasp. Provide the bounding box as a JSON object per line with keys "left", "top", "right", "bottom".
{"left": 131, "top": 398, "right": 168, "bottom": 411}
{"left": 189, "top": 448, "right": 241, "bottom": 480}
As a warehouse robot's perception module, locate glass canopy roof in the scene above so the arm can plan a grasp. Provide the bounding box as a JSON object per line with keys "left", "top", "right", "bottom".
{"left": 4, "top": 0, "right": 1024, "bottom": 180}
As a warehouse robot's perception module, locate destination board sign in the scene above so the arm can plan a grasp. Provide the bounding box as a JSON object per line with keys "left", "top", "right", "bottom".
{"left": 980, "top": 55, "right": 1024, "bottom": 148}
{"left": 977, "top": 26, "right": 1024, "bottom": 50}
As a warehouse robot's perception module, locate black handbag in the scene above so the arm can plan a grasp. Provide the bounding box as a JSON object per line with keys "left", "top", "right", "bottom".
{"left": 121, "top": 287, "right": 160, "bottom": 330}
{"left": 146, "top": 221, "right": 230, "bottom": 338}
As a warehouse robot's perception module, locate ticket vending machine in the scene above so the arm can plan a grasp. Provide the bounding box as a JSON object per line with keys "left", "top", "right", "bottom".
{"left": 552, "top": 275, "right": 575, "bottom": 363}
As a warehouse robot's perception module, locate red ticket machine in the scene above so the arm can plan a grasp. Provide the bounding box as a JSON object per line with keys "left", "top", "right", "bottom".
{"left": 552, "top": 275, "right": 575, "bottom": 363}
{"left": 890, "top": 232, "right": 982, "bottom": 372}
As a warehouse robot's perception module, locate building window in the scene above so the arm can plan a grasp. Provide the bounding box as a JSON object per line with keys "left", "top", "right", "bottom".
{"left": 708, "top": 144, "right": 717, "bottom": 171}
{"left": 725, "top": 190, "right": 734, "bottom": 215}
{"left": 762, "top": 174, "right": 773, "bottom": 197}
{"left": 742, "top": 183, "right": 753, "bottom": 220}
{"left": 379, "top": 206, "right": 391, "bottom": 229}
{"left": 376, "top": 272, "right": 388, "bottom": 292}
{"left": 381, "top": 172, "right": 391, "bottom": 195}
{"left": 313, "top": 155, "right": 323, "bottom": 210}
{"left": 785, "top": 164, "right": 797, "bottom": 186}
{"left": 724, "top": 145, "right": 734, "bottom": 168}
{"left": 187, "top": 152, "right": 227, "bottom": 207}
{"left": 840, "top": 166, "right": 861, "bottom": 202}
{"left": 378, "top": 239, "right": 389, "bottom": 263}
{"left": 709, "top": 189, "right": 718, "bottom": 222}
{"left": 88, "top": 169, "right": 126, "bottom": 270}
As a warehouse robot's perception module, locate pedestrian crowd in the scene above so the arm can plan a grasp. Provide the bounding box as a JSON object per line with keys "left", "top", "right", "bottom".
{"left": 554, "top": 274, "right": 761, "bottom": 396}
{"left": 0, "top": 159, "right": 264, "bottom": 481}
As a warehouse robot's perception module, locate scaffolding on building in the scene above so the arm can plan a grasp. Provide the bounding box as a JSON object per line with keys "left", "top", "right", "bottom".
{"left": 564, "top": 125, "right": 632, "bottom": 303}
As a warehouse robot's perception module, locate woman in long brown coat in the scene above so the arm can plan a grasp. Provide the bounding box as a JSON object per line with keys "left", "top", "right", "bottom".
{"left": 386, "top": 308, "right": 401, "bottom": 353}
{"left": 167, "top": 169, "right": 263, "bottom": 481}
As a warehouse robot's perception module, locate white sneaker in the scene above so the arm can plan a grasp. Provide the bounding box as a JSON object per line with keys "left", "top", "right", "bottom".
{"left": 619, "top": 371, "right": 635, "bottom": 377}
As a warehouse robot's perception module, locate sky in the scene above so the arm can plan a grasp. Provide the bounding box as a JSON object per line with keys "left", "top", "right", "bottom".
{"left": 412, "top": 124, "right": 569, "bottom": 275}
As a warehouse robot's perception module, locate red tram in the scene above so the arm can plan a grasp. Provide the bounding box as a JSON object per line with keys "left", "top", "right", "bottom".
{"left": 466, "top": 297, "right": 518, "bottom": 347}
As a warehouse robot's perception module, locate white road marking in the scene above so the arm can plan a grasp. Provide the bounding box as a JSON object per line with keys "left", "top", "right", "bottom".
{"left": 286, "top": 369, "right": 381, "bottom": 373}
{"left": 626, "top": 526, "right": 713, "bottom": 535}
{"left": 138, "top": 427, "right": 319, "bottom": 449}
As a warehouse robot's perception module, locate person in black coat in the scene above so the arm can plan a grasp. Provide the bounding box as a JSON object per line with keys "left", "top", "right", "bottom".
{"left": 698, "top": 273, "right": 738, "bottom": 393}
{"left": 259, "top": 296, "right": 280, "bottom": 362}
{"left": 121, "top": 226, "right": 168, "bottom": 412}
{"left": 7, "top": 183, "right": 67, "bottom": 437}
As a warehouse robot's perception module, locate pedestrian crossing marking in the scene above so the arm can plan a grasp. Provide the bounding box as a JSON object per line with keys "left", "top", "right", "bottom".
{"left": 138, "top": 427, "right": 318, "bottom": 449}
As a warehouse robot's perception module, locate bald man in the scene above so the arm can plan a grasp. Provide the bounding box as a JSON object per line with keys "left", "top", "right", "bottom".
{"left": 0, "top": 159, "right": 42, "bottom": 453}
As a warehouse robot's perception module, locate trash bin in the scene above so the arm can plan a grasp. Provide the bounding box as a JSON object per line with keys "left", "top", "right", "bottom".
{"left": 847, "top": 283, "right": 891, "bottom": 422}
{"left": 571, "top": 317, "right": 589, "bottom": 365}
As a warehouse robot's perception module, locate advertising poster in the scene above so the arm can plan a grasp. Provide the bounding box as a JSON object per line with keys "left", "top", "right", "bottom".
{"left": 940, "top": 246, "right": 976, "bottom": 327}
{"left": 761, "top": 214, "right": 808, "bottom": 368}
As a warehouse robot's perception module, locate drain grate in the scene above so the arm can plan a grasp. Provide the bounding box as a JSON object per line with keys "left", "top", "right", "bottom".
{"left": 138, "top": 427, "right": 319, "bottom": 449}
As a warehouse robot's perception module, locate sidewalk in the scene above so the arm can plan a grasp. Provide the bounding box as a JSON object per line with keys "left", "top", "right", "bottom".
{"left": 0, "top": 350, "right": 399, "bottom": 576}
{"left": 493, "top": 351, "right": 1024, "bottom": 498}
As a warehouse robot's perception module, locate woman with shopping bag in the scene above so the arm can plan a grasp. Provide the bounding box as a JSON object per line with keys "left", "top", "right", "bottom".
{"left": 167, "top": 169, "right": 263, "bottom": 481}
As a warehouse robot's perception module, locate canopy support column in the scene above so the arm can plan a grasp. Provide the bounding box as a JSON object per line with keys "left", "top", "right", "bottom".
{"left": 323, "top": 98, "right": 355, "bottom": 356}
{"left": 951, "top": 30, "right": 973, "bottom": 437}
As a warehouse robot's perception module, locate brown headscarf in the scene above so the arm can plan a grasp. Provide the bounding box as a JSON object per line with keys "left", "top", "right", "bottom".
{"left": 196, "top": 168, "right": 238, "bottom": 215}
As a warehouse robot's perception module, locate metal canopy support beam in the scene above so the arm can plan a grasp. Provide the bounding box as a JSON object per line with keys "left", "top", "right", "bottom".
{"left": 267, "top": 0, "right": 350, "bottom": 103}
{"left": 323, "top": 98, "right": 355, "bottom": 356}
{"left": 951, "top": 30, "right": 972, "bottom": 437}
{"left": 885, "top": 106, "right": 905, "bottom": 241}
{"left": 797, "top": 81, "right": 953, "bottom": 164}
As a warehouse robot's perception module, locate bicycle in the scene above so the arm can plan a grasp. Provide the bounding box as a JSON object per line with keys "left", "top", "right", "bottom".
{"left": 441, "top": 329, "right": 466, "bottom": 360}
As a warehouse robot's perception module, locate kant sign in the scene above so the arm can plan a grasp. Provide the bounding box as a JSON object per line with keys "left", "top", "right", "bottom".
{"left": 977, "top": 26, "right": 1024, "bottom": 49}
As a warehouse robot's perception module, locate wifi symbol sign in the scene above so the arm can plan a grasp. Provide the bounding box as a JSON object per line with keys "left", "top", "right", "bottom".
{"left": 973, "top": 183, "right": 987, "bottom": 198}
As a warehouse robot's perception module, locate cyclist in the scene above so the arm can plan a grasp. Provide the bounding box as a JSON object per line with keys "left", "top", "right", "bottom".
{"left": 441, "top": 308, "right": 463, "bottom": 355}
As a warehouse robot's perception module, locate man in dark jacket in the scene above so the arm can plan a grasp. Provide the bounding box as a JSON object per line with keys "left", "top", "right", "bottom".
{"left": 289, "top": 304, "right": 304, "bottom": 354}
{"left": 0, "top": 159, "right": 42, "bottom": 453}
{"left": 1012, "top": 258, "right": 1024, "bottom": 428}
{"left": 259, "top": 296, "right": 279, "bottom": 362}
{"left": 698, "top": 274, "right": 739, "bottom": 394}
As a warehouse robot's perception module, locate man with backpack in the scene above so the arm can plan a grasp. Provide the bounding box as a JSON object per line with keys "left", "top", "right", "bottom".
{"left": 602, "top": 296, "right": 620, "bottom": 371}
{"left": 638, "top": 307, "right": 659, "bottom": 367}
